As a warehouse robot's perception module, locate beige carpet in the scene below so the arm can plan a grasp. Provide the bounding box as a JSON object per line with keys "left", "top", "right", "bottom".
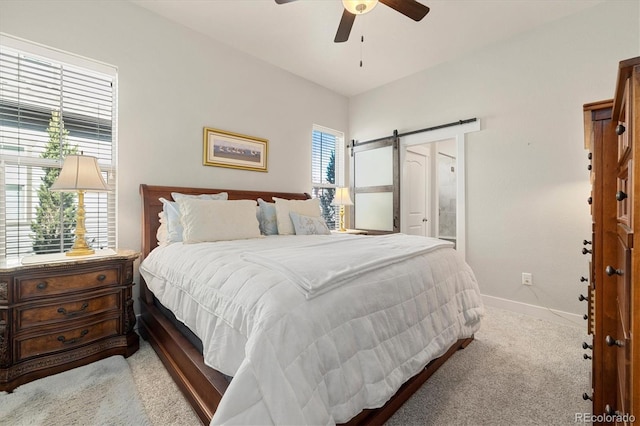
{"left": 127, "top": 340, "right": 201, "bottom": 425}
{"left": 0, "top": 355, "right": 150, "bottom": 425}
{"left": 128, "top": 305, "right": 590, "bottom": 425}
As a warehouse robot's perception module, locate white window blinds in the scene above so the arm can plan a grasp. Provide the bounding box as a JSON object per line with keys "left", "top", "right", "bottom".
{"left": 0, "top": 37, "right": 117, "bottom": 259}
{"left": 311, "top": 125, "right": 344, "bottom": 230}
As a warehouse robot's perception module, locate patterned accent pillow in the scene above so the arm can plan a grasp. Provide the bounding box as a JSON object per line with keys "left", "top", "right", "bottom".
{"left": 257, "top": 198, "right": 278, "bottom": 235}
{"left": 289, "top": 212, "right": 330, "bottom": 235}
{"left": 273, "top": 197, "right": 322, "bottom": 235}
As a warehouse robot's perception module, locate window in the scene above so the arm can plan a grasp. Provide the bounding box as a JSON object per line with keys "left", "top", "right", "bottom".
{"left": 311, "top": 125, "right": 344, "bottom": 229}
{"left": 0, "top": 36, "right": 117, "bottom": 259}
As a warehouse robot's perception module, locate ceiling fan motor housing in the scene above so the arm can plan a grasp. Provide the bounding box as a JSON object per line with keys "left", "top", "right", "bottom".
{"left": 342, "top": 0, "right": 379, "bottom": 15}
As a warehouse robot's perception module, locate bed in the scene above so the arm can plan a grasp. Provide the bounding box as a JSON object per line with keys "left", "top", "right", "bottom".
{"left": 137, "top": 184, "right": 483, "bottom": 425}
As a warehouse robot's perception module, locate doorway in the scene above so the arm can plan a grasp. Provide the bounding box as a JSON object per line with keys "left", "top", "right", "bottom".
{"left": 399, "top": 119, "right": 479, "bottom": 259}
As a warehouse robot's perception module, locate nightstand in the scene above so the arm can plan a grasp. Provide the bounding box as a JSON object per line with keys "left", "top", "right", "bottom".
{"left": 0, "top": 250, "right": 140, "bottom": 391}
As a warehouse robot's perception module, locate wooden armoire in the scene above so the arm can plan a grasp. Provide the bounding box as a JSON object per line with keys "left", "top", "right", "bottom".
{"left": 583, "top": 56, "right": 639, "bottom": 424}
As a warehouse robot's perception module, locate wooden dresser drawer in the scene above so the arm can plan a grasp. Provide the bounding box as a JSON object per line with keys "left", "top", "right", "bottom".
{"left": 16, "top": 317, "right": 120, "bottom": 361}
{"left": 16, "top": 292, "right": 121, "bottom": 331}
{"left": 16, "top": 267, "right": 119, "bottom": 302}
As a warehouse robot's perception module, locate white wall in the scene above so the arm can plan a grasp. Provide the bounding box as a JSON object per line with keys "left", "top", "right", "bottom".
{"left": 349, "top": 1, "right": 639, "bottom": 317}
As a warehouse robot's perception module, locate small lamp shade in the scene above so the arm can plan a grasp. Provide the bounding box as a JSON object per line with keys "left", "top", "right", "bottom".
{"left": 332, "top": 187, "right": 354, "bottom": 206}
{"left": 50, "top": 155, "right": 109, "bottom": 192}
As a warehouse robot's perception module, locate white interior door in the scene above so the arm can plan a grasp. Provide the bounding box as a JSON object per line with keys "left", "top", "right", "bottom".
{"left": 403, "top": 149, "right": 430, "bottom": 236}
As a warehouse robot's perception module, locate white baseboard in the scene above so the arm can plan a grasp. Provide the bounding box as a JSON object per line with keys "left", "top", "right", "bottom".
{"left": 481, "top": 294, "right": 585, "bottom": 328}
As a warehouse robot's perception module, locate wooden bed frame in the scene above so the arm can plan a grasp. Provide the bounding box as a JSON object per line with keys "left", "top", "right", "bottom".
{"left": 137, "top": 184, "right": 474, "bottom": 425}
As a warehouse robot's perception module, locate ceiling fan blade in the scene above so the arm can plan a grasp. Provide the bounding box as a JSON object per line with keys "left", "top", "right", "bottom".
{"left": 274, "top": 0, "right": 299, "bottom": 4}
{"left": 379, "top": 0, "right": 430, "bottom": 21}
{"left": 334, "top": 9, "right": 356, "bottom": 43}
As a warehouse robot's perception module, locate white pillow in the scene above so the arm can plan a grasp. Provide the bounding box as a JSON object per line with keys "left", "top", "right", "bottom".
{"left": 176, "top": 198, "right": 261, "bottom": 243}
{"left": 171, "top": 192, "right": 228, "bottom": 201}
{"left": 273, "top": 197, "right": 321, "bottom": 235}
{"left": 159, "top": 192, "right": 228, "bottom": 243}
{"left": 156, "top": 211, "right": 169, "bottom": 246}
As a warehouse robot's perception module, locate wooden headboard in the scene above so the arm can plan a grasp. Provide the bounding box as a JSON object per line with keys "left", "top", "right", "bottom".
{"left": 139, "top": 184, "right": 311, "bottom": 260}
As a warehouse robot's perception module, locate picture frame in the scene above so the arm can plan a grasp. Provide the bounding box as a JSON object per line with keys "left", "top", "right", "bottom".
{"left": 203, "top": 127, "right": 268, "bottom": 172}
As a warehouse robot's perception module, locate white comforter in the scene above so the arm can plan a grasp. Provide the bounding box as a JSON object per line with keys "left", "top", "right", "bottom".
{"left": 139, "top": 234, "right": 483, "bottom": 425}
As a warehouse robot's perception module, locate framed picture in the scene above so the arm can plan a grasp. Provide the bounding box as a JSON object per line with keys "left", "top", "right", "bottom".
{"left": 203, "top": 127, "right": 268, "bottom": 172}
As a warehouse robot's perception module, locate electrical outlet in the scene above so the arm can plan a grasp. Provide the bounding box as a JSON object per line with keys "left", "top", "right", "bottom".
{"left": 522, "top": 273, "right": 533, "bottom": 286}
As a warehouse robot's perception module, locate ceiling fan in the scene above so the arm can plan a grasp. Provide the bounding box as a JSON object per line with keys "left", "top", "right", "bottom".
{"left": 274, "top": 0, "right": 430, "bottom": 43}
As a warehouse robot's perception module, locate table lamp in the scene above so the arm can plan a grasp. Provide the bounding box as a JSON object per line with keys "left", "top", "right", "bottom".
{"left": 332, "top": 187, "right": 353, "bottom": 232}
{"left": 50, "top": 154, "right": 110, "bottom": 256}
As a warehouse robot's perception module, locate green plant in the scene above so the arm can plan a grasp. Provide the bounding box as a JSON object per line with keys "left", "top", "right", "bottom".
{"left": 30, "top": 110, "right": 78, "bottom": 253}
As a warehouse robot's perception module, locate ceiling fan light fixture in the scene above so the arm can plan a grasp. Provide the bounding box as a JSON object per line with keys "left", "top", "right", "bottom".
{"left": 342, "top": 0, "right": 378, "bottom": 15}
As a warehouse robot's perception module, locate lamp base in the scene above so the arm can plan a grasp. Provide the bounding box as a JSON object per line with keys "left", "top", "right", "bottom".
{"left": 65, "top": 239, "right": 95, "bottom": 256}
{"left": 65, "top": 190, "right": 94, "bottom": 256}
{"left": 339, "top": 205, "right": 347, "bottom": 232}
{"left": 65, "top": 246, "right": 95, "bottom": 257}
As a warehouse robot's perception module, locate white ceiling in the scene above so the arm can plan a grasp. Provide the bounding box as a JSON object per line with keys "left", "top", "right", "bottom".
{"left": 132, "top": 0, "right": 605, "bottom": 97}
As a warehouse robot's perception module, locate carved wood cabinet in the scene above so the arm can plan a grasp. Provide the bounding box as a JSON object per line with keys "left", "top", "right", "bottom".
{"left": 0, "top": 250, "right": 139, "bottom": 391}
{"left": 583, "top": 56, "right": 639, "bottom": 424}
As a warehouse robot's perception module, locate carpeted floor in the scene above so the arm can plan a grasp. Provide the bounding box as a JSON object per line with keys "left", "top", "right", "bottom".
{"left": 0, "top": 355, "right": 150, "bottom": 425}
{"left": 128, "top": 305, "right": 591, "bottom": 425}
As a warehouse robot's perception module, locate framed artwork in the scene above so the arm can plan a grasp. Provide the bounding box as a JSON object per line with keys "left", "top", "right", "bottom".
{"left": 203, "top": 127, "right": 268, "bottom": 172}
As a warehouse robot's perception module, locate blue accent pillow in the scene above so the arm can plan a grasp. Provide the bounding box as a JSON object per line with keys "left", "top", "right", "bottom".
{"left": 257, "top": 198, "right": 278, "bottom": 235}
{"left": 289, "top": 212, "right": 330, "bottom": 235}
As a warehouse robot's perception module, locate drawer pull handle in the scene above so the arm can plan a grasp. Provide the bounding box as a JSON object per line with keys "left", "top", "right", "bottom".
{"left": 616, "top": 191, "right": 628, "bottom": 202}
{"left": 615, "top": 124, "right": 626, "bottom": 135}
{"left": 582, "top": 393, "right": 592, "bottom": 401}
{"left": 97, "top": 274, "right": 106, "bottom": 281}
{"left": 605, "top": 404, "right": 619, "bottom": 416}
{"left": 36, "top": 282, "right": 47, "bottom": 290}
{"left": 605, "top": 266, "right": 623, "bottom": 276}
{"left": 581, "top": 248, "right": 592, "bottom": 255}
{"left": 57, "top": 302, "right": 89, "bottom": 317}
{"left": 605, "top": 335, "right": 624, "bottom": 347}
{"left": 57, "top": 329, "right": 89, "bottom": 345}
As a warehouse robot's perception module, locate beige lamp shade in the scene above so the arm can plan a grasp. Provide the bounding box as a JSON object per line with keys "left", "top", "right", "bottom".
{"left": 332, "top": 187, "right": 354, "bottom": 206}
{"left": 342, "top": 0, "right": 378, "bottom": 15}
{"left": 50, "top": 155, "right": 109, "bottom": 192}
